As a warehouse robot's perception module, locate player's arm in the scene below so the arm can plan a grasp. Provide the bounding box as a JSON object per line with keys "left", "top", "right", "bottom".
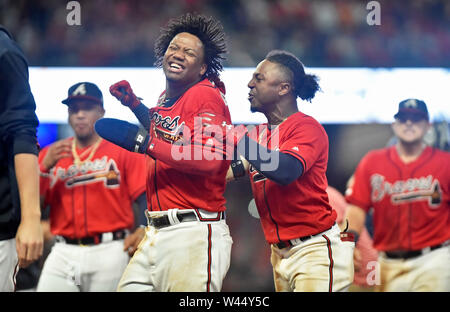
{"left": 14, "top": 153, "right": 43, "bottom": 268}
{"left": 0, "top": 49, "right": 43, "bottom": 267}
{"left": 344, "top": 204, "right": 366, "bottom": 241}
{"left": 110, "top": 80, "right": 151, "bottom": 130}
{"left": 226, "top": 154, "right": 249, "bottom": 182}
{"left": 235, "top": 135, "right": 304, "bottom": 185}
{"left": 123, "top": 193, "right": 147, "bottom": 257}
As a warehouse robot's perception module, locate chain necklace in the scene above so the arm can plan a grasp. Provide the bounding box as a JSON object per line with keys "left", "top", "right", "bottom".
{"left": 72, "top": 137, "right": 102, "bottom": 166}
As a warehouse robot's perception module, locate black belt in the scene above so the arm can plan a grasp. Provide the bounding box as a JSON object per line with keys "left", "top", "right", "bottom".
{"left": 57, "top": 229, "right": 128, "bottom": 245}
{"left": 147, "top": 211, "right": 225, "bottom": 229}
{"left": 275, "top": 223, "right": 336, "bottom": 249}
{"left": 385, "top": 243, "right": 446, "bottom": 259}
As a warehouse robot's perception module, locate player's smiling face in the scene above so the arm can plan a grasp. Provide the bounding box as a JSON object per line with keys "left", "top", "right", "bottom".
{"left": 68, "top": 100, "right": 105, "bottom": 140}
{"left": 392, "top": 114, "right": 430, "bottom": 144}
{"left": 163, "top": 32, "right": 207, "bottom": 87}
{"left": 247, "top": 60, "right": 285, "bottom": 114}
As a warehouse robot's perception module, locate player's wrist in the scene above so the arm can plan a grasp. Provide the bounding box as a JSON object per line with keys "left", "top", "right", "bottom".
{"left": 346, "top": 229, "right": 360, "bottom": 243}
{"left": 39, "top": 162, "right": 50, "bottom": 173}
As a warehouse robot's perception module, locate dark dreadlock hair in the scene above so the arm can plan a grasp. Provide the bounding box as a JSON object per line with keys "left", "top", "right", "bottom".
{"left": 265, "top": 50, "right": 321, "bottom": 102}
{"left": 154, "top": 13, "right": 227, "bottom": 85}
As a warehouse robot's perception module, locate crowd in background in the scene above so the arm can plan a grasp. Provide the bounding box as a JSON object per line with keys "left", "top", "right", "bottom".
{"left": 1, "top": 0, "right": 450, "bottom": 67}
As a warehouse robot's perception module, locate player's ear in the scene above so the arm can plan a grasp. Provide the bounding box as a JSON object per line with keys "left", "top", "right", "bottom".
{"left": 278, "top": 82, "right": 291, "bottom": 97}
{"left": 199, "top": 63, "right": 207, "bottom": 77}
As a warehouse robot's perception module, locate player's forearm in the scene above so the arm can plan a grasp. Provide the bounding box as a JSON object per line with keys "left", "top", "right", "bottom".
{"left": 344, "top": 204, "right": 366, "bottom": 237}
{"left": 14, "top": 153, "right": 41, "bottom": 220}
{"left": 148, "top": 137, "right": 226, "bottom": 175}
{"left": 236, "top": 135, "right": 303, "bottom": 185}
{"left": 131, "top": 103, "right": 151, "bottom": 131}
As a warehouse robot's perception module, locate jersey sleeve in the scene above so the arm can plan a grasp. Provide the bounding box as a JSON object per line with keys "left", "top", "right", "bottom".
{"left": 278, "top": 120, "right": 327, "bottom": 174}
{"left": 189, "top": 89, "right": 231, "bottom": 157}
{"left": 121, "top": 150, "right": 147, "bottom": 202}
{"left": 345, "top": 152, "right": 374, "bottom": 212}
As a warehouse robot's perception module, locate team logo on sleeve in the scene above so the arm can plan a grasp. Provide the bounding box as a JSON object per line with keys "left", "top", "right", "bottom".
{"left": 370, "top": 174, "right": 442, "bottom": 207}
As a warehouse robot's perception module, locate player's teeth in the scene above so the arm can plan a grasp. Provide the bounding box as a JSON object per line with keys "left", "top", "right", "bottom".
{"left": 171, "top": 63, "right": 181, "bottom": 69}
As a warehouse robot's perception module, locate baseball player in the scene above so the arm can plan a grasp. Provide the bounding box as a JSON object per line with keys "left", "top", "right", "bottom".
{"left": 109, "top": 14, "right": 233, "bottom": 292}
{"left": 227, "top": 50, "right": 354, "bottom": 292}
{"left": 345, "top": 99, "right": 450, "bottom": 292}
{"left": 36, "top": 82, "right": 147, "bottom": 292}
{"left": 0, "top": 25, "right": 43, "bottom": 292}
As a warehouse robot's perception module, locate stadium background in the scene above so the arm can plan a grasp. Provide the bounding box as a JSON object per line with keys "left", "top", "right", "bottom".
{"left": 1, "top": 0, "right": 449, "bottom": 291}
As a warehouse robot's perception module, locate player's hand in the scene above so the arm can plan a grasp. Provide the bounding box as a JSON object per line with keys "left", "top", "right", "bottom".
{"left": 15, "top": 215, "right": 43, "bottom": 268}
{"left": 123, "top": 227, "right": 146, "bottom": 257}
{"left": 41, "top": 139, "right": 72, "bottom": 171}
{"left": 353, "top": 248, "right": 362, "bottom": 272}
{"left": 109, "top": 80, "right": 141, "bottom": 110}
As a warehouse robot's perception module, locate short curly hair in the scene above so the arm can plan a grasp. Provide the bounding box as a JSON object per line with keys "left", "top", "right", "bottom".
{"left": 154, "top": 13, "right": 227, "bottom": 82}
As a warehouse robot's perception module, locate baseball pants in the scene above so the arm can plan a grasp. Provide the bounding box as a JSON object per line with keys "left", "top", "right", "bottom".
{"left": 118, "top": 209, "right": 233, "bottom": 292}
{"left": 0, "top": 238, "right": 18, "bottom": 292}
{"left": 271, "top": 223, "right": 355, "bottom": 292}
{"left": 36, "top": 239, "right": 129, "bottom": 292}
{"left": 377, "top": 243, "right": 450, "bottom": 292}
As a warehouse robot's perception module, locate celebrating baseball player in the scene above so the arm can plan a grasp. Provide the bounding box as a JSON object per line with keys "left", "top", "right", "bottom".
{"left": 36, "top": 82, "right": 147, "bottom": 292}
{"left": 345, "top": 99, "right": 450, "bottom": 291}
{"left": 227, "top": 50, "right": 354, "bottom": 292}
{"left": 109, "top": 14, "right": 233, "bottom": 292}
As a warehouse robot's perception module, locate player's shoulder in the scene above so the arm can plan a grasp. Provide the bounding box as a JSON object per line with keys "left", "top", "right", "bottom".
{"left": 284, "top": 112, "right": 326, "bottom": 134}
{"left": 361, "top": 146, "right": 391, "bottom": 164}
{"left": 429, "top": 146, "right": 450, "bottom": 164}
{"left": 187, "top": 79, "right": 224, "bottom": 102}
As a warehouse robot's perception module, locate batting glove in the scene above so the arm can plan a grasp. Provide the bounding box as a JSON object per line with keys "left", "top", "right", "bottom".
{"left": 109, "top": 80, "right": 142, "bottom": 110}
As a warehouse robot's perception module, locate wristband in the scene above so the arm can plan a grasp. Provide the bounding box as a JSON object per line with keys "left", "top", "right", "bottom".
{"left": 231, "top": 158, "right": 246, "bottom": 179}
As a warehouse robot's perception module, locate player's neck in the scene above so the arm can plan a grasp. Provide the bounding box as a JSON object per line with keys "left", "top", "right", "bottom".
{"left": 165, "top": 78, "right": 201, "bottom": 99}
{"left": 396, "top": 141, "right": 426, "bottom": 163}
{"left": 266, "top": 101, "right": 298, "bottom": 125}
{"left": 74, "top": 134, "right": 101, "bottom": 149}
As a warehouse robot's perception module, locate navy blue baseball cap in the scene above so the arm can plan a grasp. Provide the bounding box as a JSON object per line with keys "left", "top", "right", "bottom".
{"left": 394, "top": 98, "right": 429, "bottom": 121}
{"left": 62, "top": 82, "right": 103, "bottom": 106}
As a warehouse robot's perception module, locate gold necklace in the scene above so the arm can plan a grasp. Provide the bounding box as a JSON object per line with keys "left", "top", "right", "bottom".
{"left": 72, "top": 138, "right": 102, "bottom": 166}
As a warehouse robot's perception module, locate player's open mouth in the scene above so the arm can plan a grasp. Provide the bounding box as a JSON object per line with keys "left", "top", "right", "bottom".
{"left": 168, "top": 62, "right": 185, "bottom": 73}
{"left": 248, "top": 93, "right": 254, "bottom": 102}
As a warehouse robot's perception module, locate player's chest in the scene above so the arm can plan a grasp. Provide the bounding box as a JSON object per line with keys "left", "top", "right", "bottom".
{"left": 369, "top": 166, "right": 445, "bottom": 207}
{"left": 49, "top": 155, "right": 121, "bottom": 189}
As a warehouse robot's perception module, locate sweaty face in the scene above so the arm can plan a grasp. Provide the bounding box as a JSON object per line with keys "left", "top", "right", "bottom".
{"left": 247, "top": 60, "right": 286, "bottom": 114}
{"left": 163, "top": 32, "right": 207, "bottom": 87}
{"left": 392, "top": 113, "right": 430, "bottom": 145}
{"left": 68, "top": 100, "right": 105, "bottom": 140}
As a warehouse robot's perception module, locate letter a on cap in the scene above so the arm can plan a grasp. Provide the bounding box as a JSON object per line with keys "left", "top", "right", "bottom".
{"left": 72, "top": 83, "right": 87, "bottom": 96}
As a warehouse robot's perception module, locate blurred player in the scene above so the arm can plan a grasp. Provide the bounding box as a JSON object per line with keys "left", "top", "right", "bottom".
{"left": 227, "top": 50, "right": 354, "bottom": 292}
{"left": 36, "top": 82, "right": 147, "bottom": 292}
{"left": 109, "top": 13, "right": 233, "bottom": 292}
{"left": 327, "top": 185, "right": 378, "bottom": 291}
{"left": 345, "top": 99, "right": 450, "bottom": 291}
{"left": 0, "top": 25, "right": 43, "bottom": 292}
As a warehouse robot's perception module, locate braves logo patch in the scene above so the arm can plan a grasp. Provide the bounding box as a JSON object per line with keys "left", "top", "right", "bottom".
{"left": 370, "top": 174, "right": 442, "bottom": 207}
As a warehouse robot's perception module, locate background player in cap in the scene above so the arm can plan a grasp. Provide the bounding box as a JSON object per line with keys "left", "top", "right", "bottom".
{"left": 108, "top": 13, "right": 233, "bottom": 292}
{"left": 36, "top": 82, "right": 147, "bottom": 292}
{"left": 345, "top": 98, "right": 450, "bottom": 291}
{"left": 227, "top": 50, "right": 354, "bottom": 292}
{"left": 0, "top": 25, "right": 43, "bottom": 292}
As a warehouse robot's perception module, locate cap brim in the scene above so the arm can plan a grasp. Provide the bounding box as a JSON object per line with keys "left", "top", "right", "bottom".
{"left": 62, "top": 95, "right": 103, "bottom": 105}
{"left": 394, "top": 108, "right": 428, "bottom": 120}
